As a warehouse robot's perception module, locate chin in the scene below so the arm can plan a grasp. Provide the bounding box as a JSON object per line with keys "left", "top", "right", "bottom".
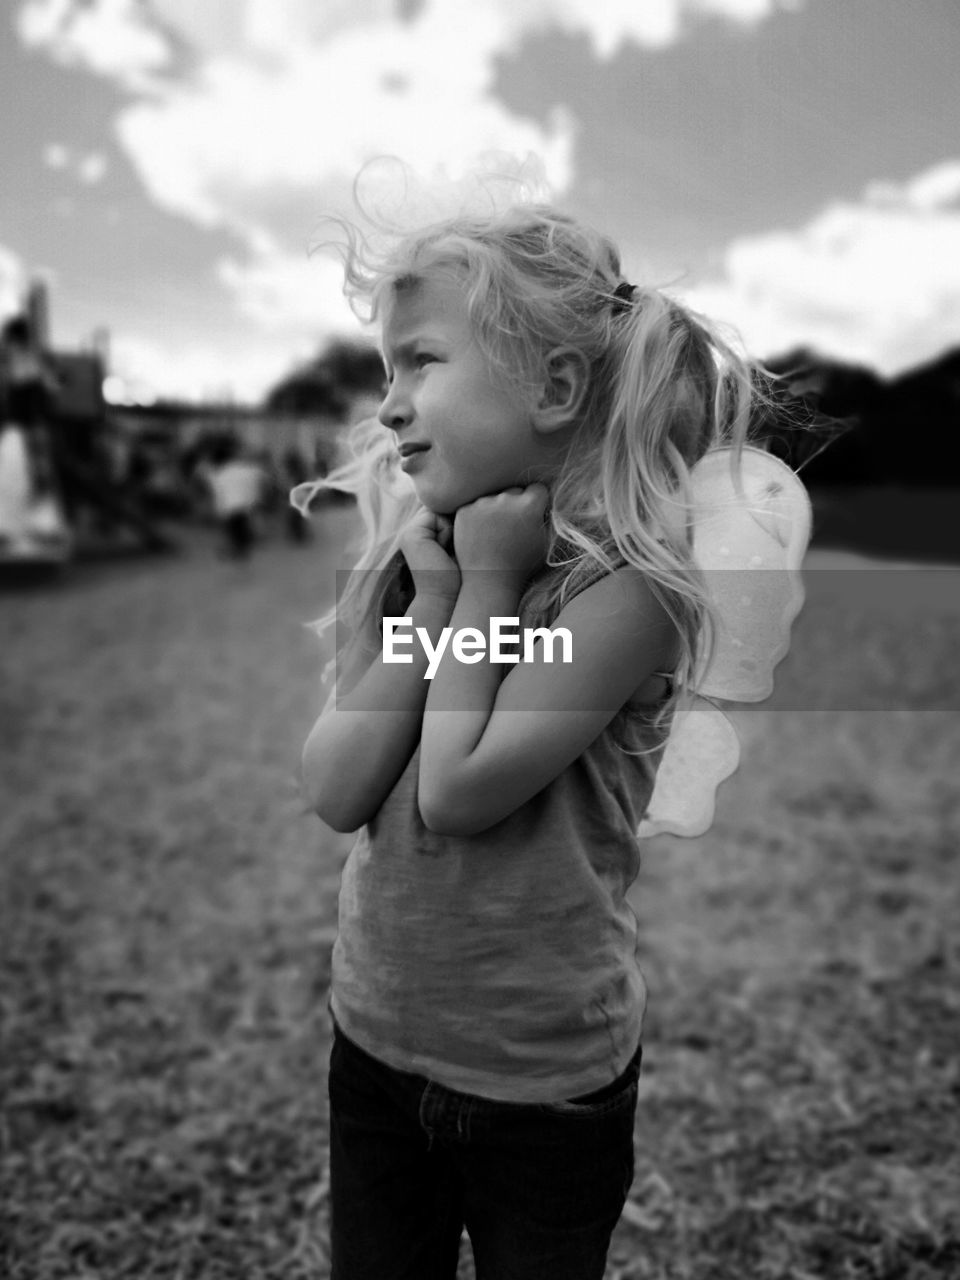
{"left": 414, "top": 485, "right": 469, "bottom": 516}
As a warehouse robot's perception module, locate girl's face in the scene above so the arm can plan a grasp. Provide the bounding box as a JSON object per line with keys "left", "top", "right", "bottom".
{"left": 377, "top": 275, "right": 556, "bottom": 514}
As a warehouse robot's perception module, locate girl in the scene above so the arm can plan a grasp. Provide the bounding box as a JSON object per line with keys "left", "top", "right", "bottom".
{"left": 299, "top": 201, "right": 782, "bottom": 1279}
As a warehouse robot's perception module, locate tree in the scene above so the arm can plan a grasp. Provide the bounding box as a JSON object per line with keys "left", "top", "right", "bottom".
{"left": 264, "top": 338, "right": 384, "bottom": 416}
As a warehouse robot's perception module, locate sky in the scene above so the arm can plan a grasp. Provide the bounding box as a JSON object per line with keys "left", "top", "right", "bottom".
{"left": 1, "top": 0, "right": 958, "bottom": 404}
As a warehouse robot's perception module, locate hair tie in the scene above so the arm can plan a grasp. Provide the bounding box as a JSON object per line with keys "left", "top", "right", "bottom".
{"left": 611, "top": 281, "right": 637, "bottom": 314}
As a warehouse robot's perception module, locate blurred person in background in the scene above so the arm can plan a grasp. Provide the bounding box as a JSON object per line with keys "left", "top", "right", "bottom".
{"left": 0, "top": 315, "right": 61, "bottom": 499}
{"left": 1, "top": 316, "right": 59, "bottom": 434}
{"left": 205, "top": 435, "right": 266, "bottom": 560}
{"left": 0, "top": 316, "right": 71, "bottom": 559}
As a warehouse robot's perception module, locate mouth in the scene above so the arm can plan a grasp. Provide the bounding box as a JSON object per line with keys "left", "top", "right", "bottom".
{"left": 397, "top": 442, "right": 430, "bottom": 458}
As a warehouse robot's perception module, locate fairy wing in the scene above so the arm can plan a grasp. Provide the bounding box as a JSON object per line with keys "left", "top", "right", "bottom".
{"left": 638, "top": 696, "right": 742, "bottom": 839}
{"left": 638, "top": 446, "right": 812, "bottom": 838}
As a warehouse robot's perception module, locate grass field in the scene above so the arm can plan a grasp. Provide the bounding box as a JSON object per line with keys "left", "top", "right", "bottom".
{"left": 2, "top": 509, "right": 959, "bottom": 1279}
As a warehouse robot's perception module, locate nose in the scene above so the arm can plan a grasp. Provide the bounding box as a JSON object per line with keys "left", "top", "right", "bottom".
{"left": 377, "top": 378, "right": 412, "bottom": 432}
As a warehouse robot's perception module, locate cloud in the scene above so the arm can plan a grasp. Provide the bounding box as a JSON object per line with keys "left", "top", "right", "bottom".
{"left": 16, "top": 0, "right": 171, "bottom": 87}
{"left": 43, "top": 142, "right": 69, "bottom": 169}
{"left": 43, "top": 142, "right": 109, "bottom": 185}
{"left": 78, "top": 153, "right": 108, "bottom": 185}
{"left": 217, "top": 247, "right": 363, "bottom": 336}
{"left": 113, "top": 15, "right": 574, "bottom": 238}
{"left": 871, "top": 160, "right": 960, "bottom": 214}
{"left": 14, "top": 0, "right": 806, "bottom": 398}
{"left": 679, "top": 159, "right": 960, "bottom": 375}
{"left": 489, "top": 0, "right": 802, "bottom": 57}
{"left": 18, "top": 0, "right": 801, "bottom": 242}
{"left": 107, "top": 331, "right": 310, "bottom": 404}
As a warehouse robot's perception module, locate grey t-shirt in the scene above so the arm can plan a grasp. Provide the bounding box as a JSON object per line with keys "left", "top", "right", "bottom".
{"left": 330, "top": 705, "right": 665, "bottom": 1103}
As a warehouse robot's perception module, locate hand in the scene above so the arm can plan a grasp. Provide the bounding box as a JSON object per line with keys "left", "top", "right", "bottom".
{"left": 398, "top": 506, "right": 461, "bottom": 603}
{"left": 452, "top": 483, "right": 550, "bottom": 582}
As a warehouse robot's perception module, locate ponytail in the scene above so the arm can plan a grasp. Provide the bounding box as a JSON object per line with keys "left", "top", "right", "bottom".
{"left": 593, "top": 289, "right": 755, "bottom": 732}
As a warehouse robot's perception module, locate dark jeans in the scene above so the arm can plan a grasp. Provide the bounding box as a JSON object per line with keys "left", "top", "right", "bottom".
{"left": 328, "top": 1020, "right": 641, "bottom": 1280}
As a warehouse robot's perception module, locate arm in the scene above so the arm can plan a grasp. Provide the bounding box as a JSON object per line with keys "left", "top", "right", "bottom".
{"left": 418, "top": 488, "right": 677, "bottom": 835}
{"left": 301, "top": 593, "right": 456, "bottom": 831}
{"left": 300, "top": 507, "right": 459, "bottom": 832}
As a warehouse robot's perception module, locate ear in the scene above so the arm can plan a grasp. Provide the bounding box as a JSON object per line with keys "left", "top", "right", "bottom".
{"left": 532, "top": 346, "right": 589, "bottom": 433}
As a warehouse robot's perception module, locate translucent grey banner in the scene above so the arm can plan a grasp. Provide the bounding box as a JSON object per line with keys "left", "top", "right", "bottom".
{"left": 328, "top": 567, "right": 960, "bottom": 712}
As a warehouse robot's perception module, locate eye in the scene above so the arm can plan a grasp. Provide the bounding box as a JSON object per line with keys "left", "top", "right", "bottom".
{"left": 415, "top": 352, "right": 436, "bottom": 368}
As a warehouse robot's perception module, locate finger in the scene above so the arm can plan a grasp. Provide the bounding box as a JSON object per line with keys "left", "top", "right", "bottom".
{"left": 407, "top": 506, "right": 434, "bottom": 529}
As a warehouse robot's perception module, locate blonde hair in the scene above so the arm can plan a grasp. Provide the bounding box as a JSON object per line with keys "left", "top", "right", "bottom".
{"left": 297, "top": 201, "right": 757, "bottom": 735}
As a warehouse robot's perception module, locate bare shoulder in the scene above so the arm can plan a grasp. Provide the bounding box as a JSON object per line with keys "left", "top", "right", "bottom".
{"left": 559, "top": 565, "right": 679, "bottom": 707}
{"left": 554, "top": 563, "right": 674, "bottom": 638}
{"left": 495, "top": 563, "right": 679, "bottom": 713}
